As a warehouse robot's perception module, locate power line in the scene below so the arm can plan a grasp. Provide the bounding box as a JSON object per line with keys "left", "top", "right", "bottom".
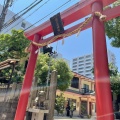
{"left": 11, "top": 0, "right": 39, "bottom": 17}
{"left": 2, "top": 0, "right": 50, "bottom": 33}
{"left": 2, "top": 0, "right": 43, "bottom": 29}
{"left": 4, "top": 0, "right": 72, "bottom": 34}
{"left": 24, "top": 0, "right": 72, "bottom": 31}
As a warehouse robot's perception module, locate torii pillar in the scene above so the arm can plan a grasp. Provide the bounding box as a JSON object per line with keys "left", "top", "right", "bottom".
{"left": 14, "top": 34, "right": 41, "bottom": 120}
{"left": 92, "top": 0, "right": 114, "bottom": 120}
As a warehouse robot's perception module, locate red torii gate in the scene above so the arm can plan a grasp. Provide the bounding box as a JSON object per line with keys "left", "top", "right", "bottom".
{"left": 14, "top": 0, "right": 120, "bottom": 120}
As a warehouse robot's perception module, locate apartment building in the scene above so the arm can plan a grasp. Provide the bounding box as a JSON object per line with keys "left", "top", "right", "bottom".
{"left": 0, "top": 4, "right": 33, "bottom": 34}
{"left": 72, "top": 50, "right": 116, "bottom": 79}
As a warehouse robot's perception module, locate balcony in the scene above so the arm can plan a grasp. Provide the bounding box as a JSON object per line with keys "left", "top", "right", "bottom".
{"left": 66, "top": 87, "right": 95, "bottom": 95}
{"left": 81, "top": 88, "right": 95, "bottom": 95}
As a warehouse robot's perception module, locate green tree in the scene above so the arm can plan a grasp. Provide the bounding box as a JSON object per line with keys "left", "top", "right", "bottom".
{"left": 35, "top": 53, "right": 73, "bottom": 91}
{"left": 91, "top": 63, "right": 120, "bottom": 94}
{"left": 109, "top": 63, "right": 120, "bottom": 95}
{"left": 110, "top": 73, "right": 120, "bottom": 95}
{"left": 0, "top": 29, "right": 30, "bottom": 82}
{"left": 55, "top": 93, "right": 65, "bottom": 115}
{"left": 0, "top": 29, "right": 30, "bottom": 61}
{"left": 0, "top": 30, "right": 73, "bottom": 89}
{"left": 105, "top": 0, "right": 120, "bottom": 47}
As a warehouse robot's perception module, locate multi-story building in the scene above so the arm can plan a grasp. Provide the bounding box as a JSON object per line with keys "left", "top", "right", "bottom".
{"left": 0, "top": 4, "right": 33, "bottom": 34}
{"left": 55, "top": 53, "right": 70, "bottom": 67}
{"left": 72, "top": 50, "right": 116, "bottom": 79}
{"left": 107, "top": 50, "right": 116, "bottom": 65}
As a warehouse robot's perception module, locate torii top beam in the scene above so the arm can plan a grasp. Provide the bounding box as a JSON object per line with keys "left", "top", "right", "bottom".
{"left": 24, "top": 0, "right": 116, "bottom": 41}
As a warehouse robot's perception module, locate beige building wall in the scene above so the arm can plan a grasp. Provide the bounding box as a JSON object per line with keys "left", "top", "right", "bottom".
{"left": 56, "top": 72, "right": 96, "bottom": 117}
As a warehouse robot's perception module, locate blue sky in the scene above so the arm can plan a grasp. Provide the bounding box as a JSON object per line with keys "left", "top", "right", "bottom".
{"left": 1, "top": 0, "right": 120, "bottom": 71}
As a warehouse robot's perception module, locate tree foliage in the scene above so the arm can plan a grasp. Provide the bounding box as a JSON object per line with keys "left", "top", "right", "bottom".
{"left": 0, "top": 29, "right": 30, "bottom": 82}
{"left": 0, "top": 30, "right": 73, "bottom": 90}
{"left": 109, "top": 63, "right": 120, "bottom": 95}
{"left": 35, "top": 53, "right": 73, "bottom": 91}
{"left": 55, "top": 93, "right": 65, "bottom": 115}
{"left": 105, "top": 0, "right": 120, "bottom": 47}
{"left": 92, "top": 63, "right": 120, "bottom": 94}
{"left": 0, "top": 29, "right": 30, "bottom": 61}
{"left": 110, "top": 73, "right": 120, "bottom": 95}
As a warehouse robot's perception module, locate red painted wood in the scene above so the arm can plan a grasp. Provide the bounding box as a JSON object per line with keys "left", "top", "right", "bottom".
{"left": 38, "top": 5, "right": 120, "bottom": 45}
{"left": 24, "top": 0, "right": 115, "bottom": 40}
{"left": 92, "top": 1, "right": 114, "bottom": 120}
{"left": 14, "top": 34, "right": 41, "bottom": 120}
{"left": 104, "top": 5, "right": 120, "bottom": 21}
{"left": 16, "top": 0, "right": 119, "bottom": 119}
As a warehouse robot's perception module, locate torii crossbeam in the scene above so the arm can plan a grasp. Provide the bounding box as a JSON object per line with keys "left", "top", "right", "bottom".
{"left": 14, "top": 0, "right": 120, "bottom": 120}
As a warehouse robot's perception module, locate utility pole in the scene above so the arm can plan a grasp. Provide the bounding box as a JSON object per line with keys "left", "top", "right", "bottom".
{"left": 0, "top": 0, "right": 13, "bottom": 32}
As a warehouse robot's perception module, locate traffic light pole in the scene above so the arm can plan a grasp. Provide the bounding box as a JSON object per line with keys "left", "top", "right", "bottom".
{"left": 14, "top": 34, "right": 41, "bottom": 120}
{"left": 92, "top": 1, "right": 114, "bottom": 120}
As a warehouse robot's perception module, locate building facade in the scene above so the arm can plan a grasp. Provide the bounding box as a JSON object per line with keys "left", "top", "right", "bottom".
{"left": 55, "top": 53, "right": 70, "bottom": 67}
{"left": 0, "top": 4, "right": 33, "bottom": 34}
{"left": 72, "top": 50, "right": 116, "bottom": 79}
{"left": 56, "top": 72, "right": 96, "bottom": 117}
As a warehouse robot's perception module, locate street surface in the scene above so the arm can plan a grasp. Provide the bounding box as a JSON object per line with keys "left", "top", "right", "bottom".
{"left": 54, "top": 116, "right": 96, "bottom": 120}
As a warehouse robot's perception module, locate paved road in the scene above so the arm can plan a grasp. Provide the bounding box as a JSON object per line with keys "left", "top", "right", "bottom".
{"left": 54, "top": 116, "right": 96, "bottom": 120}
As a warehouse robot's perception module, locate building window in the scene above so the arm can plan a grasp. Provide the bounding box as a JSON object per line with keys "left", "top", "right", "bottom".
{"left": 73, "top": 62, "right": 77, "bottom": 65}
{"left": 86, "top": 62, "right": 91, "bottom": 65}
{"left": 86, "top": 55, "right": 91, "bottom": 58}
{"left": 83, "top": 84, "right": 89, "bottom": 91}
{"left": 79, "top": 57, "right": 82, "bottom": 59}
{"left": 73, "top": 58, "right": 77, "bottom": 61}
{"left": 79, "top": 60, "right": 84, "bottom": 63}
{"left": 86, "top": 70, "right": 90, "bottom": 72}
{"left": 86, "top": 59, "right": 91, "bottom": 61}
{"left": 78, "top": 67, "right": 84, "bottom": 70}
{"left": 21, "top": 22, "right": 26, "bottom": 28}
{"left": 72, "top": 65, "right": 77, "bottom": 68}
{"left": 71, "top": 77, "right": 79, "bottom": 89}
{"left": 72, "top": 69, "right": 77, "bottom": 71}
{"left": 86, "top": 74, "right": 91, "bottom": 76}
{"left": 86, "top": 66, "right": 91, "bottom": 69}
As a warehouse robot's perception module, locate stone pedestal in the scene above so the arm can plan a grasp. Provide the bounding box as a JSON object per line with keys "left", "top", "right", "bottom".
{"left": 27, "top": 108, "right": 49, "bottom": 120}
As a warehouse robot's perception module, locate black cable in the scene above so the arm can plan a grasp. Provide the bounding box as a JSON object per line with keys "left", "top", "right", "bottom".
{"left": 4, "top": 0, "right": 72, "bottom": 34}
{"left": 3, "top": 0, "right": 43, "bottom": 29}
{"left": 2, "top": 0, "right": 50, "bottom": 33}
{"left": 12, "top": 0, "right": 39, "bottom": 17}
{"left": 24, "top": 0, "right": 72, "bottom": 31}
{"left": 2, "top": 0, "right": 42, "bottom": 29}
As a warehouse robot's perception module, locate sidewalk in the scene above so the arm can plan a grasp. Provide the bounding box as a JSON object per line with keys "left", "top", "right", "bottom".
{"left": 54, "top": 116, "right": 96, "bottom": 120}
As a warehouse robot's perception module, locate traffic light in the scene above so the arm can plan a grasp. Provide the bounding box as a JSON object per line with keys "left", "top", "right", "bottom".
{"left": 43, "top": 45, "right": 53, "bottom": 54}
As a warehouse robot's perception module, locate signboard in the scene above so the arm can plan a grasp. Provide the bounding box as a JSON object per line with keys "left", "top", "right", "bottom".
{"left": 50, "top": 13, "right": 64, "bottom": 36}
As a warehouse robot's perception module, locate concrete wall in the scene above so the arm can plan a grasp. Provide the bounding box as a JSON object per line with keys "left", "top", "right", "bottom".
{"left": 0, "top": 83, "right": 21, "bottom": 120}
{"left": 0, "top": 97, "right": 18, "bottom": 120}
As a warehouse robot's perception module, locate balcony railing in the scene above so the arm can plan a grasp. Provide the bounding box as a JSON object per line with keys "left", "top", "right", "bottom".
{"left": 81, "top": 88, "right": 94, "bottom": 95}
{"left": 67, "top": 87, "right": 95, "bottom": 95}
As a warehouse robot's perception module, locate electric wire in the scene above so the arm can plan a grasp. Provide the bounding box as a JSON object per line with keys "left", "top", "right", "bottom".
{"left": 23, "top": 0, "right": 72, "bottom": 32}
{"left": 2, "top": 0, "right": 51, "bottom": 33}
{"left": 3, "top": 0, "right": 78, "bottom": 35}
{"left": 2, "top": 0, "right": 43, "bottom": 29}
{"left": 10, "top": 0, "right": 39, "bottom": 17}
